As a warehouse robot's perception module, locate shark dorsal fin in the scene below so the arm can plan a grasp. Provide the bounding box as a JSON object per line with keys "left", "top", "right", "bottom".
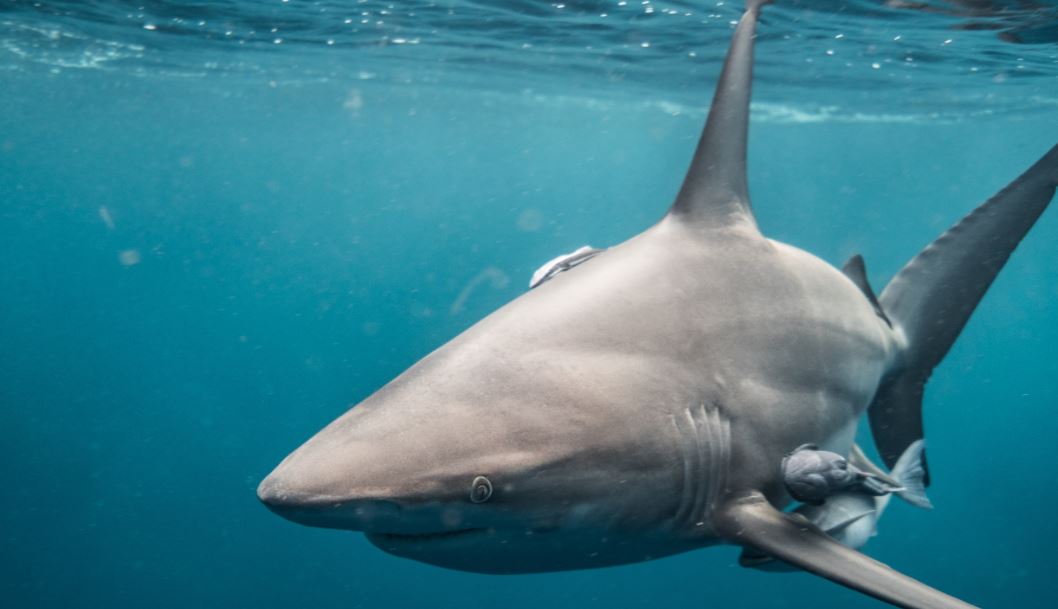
{"left": 841, "top": 254, "right": 891, "bottom": 328}
{"left": 668, "top": 0, "right": 770, "bottom": 232}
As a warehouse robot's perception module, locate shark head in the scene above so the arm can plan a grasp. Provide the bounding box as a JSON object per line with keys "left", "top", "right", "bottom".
{"left": 257, "top": 336, "right": 687, "bottom": 573}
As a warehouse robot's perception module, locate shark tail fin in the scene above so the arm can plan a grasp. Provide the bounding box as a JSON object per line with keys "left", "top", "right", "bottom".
{"left": 890, "top": 440, "right": 933, "bottom": 510}
{"left": 869, "top": 143, "right": 1058, "bottom": 484}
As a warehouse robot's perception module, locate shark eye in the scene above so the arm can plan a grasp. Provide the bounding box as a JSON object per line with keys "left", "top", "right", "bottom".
{"left": 469, "top": 476, "right": 493, "bottom": 503}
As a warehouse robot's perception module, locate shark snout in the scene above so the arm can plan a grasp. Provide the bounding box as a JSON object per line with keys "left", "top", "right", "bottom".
{"left": 256, "top": 431, "right": 481, "bottom": 534}
{"left": 256, "top": 469, "right": 409, "bottom": 531}
{"left": 256, "top": 434, "right": 401, "bottom": 530}
{"left": 257, "top": 472, "right": 485, "bottom": 535}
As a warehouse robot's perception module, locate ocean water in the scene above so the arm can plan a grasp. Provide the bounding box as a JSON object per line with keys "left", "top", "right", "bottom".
{"left": 1, "top": 1, "right": 1057, "bottom": 608}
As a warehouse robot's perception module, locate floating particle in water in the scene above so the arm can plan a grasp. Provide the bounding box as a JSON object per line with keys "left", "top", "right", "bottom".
{"left": 99, "top": 206, "right": 115, "bottom": 230}
{"left": 118, "top": 249, "right": 141, "bottom": 266}
{"left": 361, "top": 321, "right": 381, "bottom": 336}
{"left": 450, "top": 267, "right": 509, "bottom": 315}
{"left": 410, "top": 303, "right": 435, "bottom": 319}
{"left": 344, "top": 89, "right": 364, "bottom": 115}
{"left": 517, "top": 208, "right": 543, "bottom": 232}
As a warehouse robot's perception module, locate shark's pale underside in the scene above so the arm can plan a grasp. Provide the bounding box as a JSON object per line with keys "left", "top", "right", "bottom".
{"left": 258, "top": 2, "right": 1058, "bottom": 607}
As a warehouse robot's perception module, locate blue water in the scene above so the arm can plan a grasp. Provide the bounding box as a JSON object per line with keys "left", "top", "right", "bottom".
{"left": 1, "top": 1, "right": 1057, "bottom": 608}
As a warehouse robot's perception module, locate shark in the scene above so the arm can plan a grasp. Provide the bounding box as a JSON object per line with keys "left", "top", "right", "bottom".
{"left": 257, "top": 1, "right": 1058, "bottom": 607}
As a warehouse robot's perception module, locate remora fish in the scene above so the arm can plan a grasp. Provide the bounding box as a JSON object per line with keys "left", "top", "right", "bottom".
{"left": 742, "top": 440, "right": 932, "bottom": 571}
{"left": 258, "top": 1, "right": 1058, "bottom": 608}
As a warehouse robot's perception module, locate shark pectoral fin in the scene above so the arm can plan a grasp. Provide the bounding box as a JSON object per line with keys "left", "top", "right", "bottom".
{"left": 738, "top": 545, "right": 798, "bottom": 572}
{"left": 738, "top": 507, "right": 872, "bottom": 572}
{"left": 715, "top": 494, "right": 978, "bottom": 609}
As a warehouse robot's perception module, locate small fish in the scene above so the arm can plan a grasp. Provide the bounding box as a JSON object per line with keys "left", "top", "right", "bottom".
{"left": 781, "top": 443, "right": 902, "bottom": 505}
{"left": 528, "top": 245, "right": 603, "bottom": 289}
{"left": 742, "top": 440, "right": 931, "bottom": 571}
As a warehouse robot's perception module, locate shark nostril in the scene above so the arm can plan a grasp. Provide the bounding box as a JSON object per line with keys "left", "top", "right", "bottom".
{"left": 469, "top": 476, "right": 493, "bottom": 503}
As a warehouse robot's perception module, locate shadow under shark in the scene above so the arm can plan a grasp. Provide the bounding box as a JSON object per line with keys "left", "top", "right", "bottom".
{"left": 258, "top": 1, "right": 1057, "bottom": 607}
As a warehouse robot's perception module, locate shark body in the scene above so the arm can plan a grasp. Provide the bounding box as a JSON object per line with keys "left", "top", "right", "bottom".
{"left": 258, "top": 2, "right": 1058, "bottom": 607}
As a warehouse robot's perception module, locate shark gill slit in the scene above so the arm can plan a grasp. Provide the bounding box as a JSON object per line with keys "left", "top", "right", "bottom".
{"left": 688, "top": 406, "right": 709, "bottom": 528}
{"left": 707, "top": 407, "right": 731, "bottom": 516}
{"left": 672, "top": 404, "right": 731, "bottom": 532}
{"left": 670, "top": 414, "right": 696, "bottom": 526}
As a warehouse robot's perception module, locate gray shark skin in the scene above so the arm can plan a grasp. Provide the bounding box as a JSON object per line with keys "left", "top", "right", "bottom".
{"left": 257, "top": 1, "right": 1058, "bottom": 607}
